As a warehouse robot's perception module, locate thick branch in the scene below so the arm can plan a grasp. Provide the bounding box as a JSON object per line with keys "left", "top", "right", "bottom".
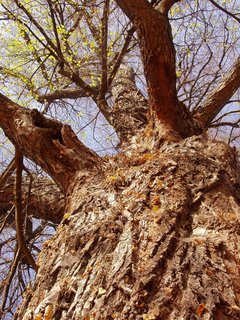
{"left": 115, "top": 0, "right": 197, "bottom": 138}
{"left": 111, "top": 65, "right": 148, "bottom": 146}
{"left": 38, "top": 88, "right": 95, "bottom": 103}
{"left": 0, "top": 175, "right": 64, "bottom": 224}
{"left": 0, "top": 93, "right": 100, "bottom": 192}
{"left": 195, "top": 57, "right": 240, "bottom": 128}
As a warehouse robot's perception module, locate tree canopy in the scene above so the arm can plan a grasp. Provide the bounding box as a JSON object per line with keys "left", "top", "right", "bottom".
{"left": 0, "top": 0, "right": 239, "bottom": 144}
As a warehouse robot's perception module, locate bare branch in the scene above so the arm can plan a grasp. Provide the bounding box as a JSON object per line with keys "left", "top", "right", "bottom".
{"left": 38, "top": 88, "right": 95, "bottom": 103}
{"left": 46, "top": 0, "right": 64, "bottom": 60}
{"left": 0, "top": 159, "right": 15, "bottom": 189}
{"left": 194, "top": 57, "right": 240, "bottom": 128}
{"left": 58, "top": 69, "right": 97, "bottom": 98}
{"left": 108, "top": 26, "right": 135, "bottom": 88}
{"left": 58, "top": 69, "right": 112, "bottom": 124}
{"left": 14, "top": 148, "right": 37, "bottom": 270}
{"left": 208, "top": 0, "right": 240, "bottom": 24}
{"left": 99, "top": 0, "right": 110, "bottom": 98}
{"left": 0, "top": 248, "right": 21, "bottom": 313}
{"left": 210, "top": 122, "right": 239, "bottom": 129}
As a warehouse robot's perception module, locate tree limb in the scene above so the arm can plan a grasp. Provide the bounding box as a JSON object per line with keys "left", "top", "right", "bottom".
{"left": 0, "top": 175, "right": 64, "bottom": 224}
{"left": 99, "top": 0, "right": 110, "bottom": 98}
{"left": 111, "top": 65, "right": 148, "bottom": 145}
{"left": 38, "top": 88, "right": 95, "bottom": 103}
{"left": 194, "top": 57, "right": 240, "bottom": 128}
{"left": 13, "top": 0, "right": 59, "bottom": 56}
{"left": 115, "top": 0, "right": 198, "bottom": 137}
{"left": 210, "top": 121, "right": 239, "bottom": 129}
{"left": 108, "top": 26, "right": 135, "bottom": 88}
{"left": 0, "top": 247, "right": 21, "bottom": 313}
{"left": 58, "top": 69, "right": 112, "bottom": 124}
{"left": 0, "top": 93, "right": 100, "bottom": 193}
{"left": 58, "top": 69, "right": 98, "bottom": 98}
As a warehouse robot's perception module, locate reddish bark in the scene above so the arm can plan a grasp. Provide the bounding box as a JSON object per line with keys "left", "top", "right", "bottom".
{"left": 115, "top": 0, "right": 198, "bottom": 138}
{"left": 195, "top": 57, "right": 240, "bottom": 128}
{"left": 0, "top": 94, "right": 100, "bottom": 193}
{"left": 0, "top": 1, "right": 239, "bottom": 319}
{"left": 0, "top": 176, "right": 64, "bottom": 224}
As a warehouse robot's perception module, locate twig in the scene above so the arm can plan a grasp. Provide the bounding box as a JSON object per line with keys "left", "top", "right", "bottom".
{"left": 208, "top": 0, "right": 240, "bottom": 24}
{"left": 23, "top": 165, "right": 34, "bottom": 237}
{"left": 0, "top": 206, "right": 15, "bottom": 235}
{"left": 0, "top": 158, "right": 15, "bottom": 189}
{"left": 0, "top": 247, "right": 21, "bottom": 312}
{"left": 99, "top": 0, "right": 110, "bottom": 98}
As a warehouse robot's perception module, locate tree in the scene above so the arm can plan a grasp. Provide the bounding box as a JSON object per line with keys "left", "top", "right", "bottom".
{"left": 0, "top": 0, "right": 240, "bottom": 319}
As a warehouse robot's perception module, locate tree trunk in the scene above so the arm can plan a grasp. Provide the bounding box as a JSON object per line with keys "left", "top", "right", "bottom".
{"left": 0, "top": 2, "right": 239, "bottom": 319}
{"left": 16, "top": 135, "right": 240, "bottom": 320}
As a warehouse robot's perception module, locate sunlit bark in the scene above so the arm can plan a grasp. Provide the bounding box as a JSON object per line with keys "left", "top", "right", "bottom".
{"left": 0, "top": 1, "right": 239, "bottom": 319}
{"left": 16, "top": 134, "right": 240, "bottom": 320}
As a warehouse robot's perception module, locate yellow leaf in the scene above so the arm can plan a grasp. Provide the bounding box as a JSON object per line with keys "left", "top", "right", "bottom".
{"left": 152, "top": 205, "right": 159, "bottom": 212}
{"left": 63, "top": 212, "right": 70, "bottom": 220}
{"left": 98, "top": 287, "right": 106, "bottom": 296}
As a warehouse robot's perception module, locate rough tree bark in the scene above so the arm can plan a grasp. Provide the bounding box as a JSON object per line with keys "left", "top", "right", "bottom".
{"left": 0, "top": 1, "right": 239, "bottom": 319}
{"left": 12, "top": 130, "right": 239, "bottom": 320}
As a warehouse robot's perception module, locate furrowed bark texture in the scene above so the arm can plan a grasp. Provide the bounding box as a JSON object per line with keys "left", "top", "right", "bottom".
{"left": 111, "top": 65, "right": 148, "bottom": 147}
{"left": 17, "top": 136, "right": 240, "bottom": 320}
